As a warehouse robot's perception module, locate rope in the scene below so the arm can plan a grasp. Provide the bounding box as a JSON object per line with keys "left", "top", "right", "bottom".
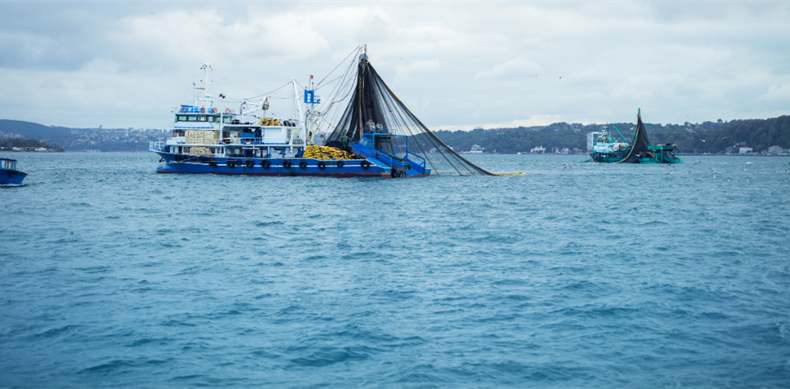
{"left": 25, "top": 163, "right": 159, "bottom": 171}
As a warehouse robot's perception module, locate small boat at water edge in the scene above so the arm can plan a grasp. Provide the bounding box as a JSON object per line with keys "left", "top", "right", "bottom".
{"left": 0, "top": 157, "right": 27, "bottom": 185}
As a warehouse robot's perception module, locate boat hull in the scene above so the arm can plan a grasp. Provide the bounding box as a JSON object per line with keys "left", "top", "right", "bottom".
{"left": 153, "top": 153, "right": 423, "bottom": 177}
{"left": 0, "top": 169, "right": 27, "bottom": 185}
{"left": 590, "top": 152, "right": 682, "bottom": 164}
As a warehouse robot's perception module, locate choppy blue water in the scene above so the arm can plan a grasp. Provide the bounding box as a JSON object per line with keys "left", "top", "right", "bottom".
{"left": 2, "top": 152, "right": 790, "bottom": 388}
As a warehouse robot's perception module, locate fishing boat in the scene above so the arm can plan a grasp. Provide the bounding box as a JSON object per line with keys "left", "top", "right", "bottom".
{"left": 149, "top": 61, "right": 431, "bottom": 177}
{"left": 0, "top": 157, "right": 27, "bottom": 185}
{"left": 589, "top": 109, "right": 682, "bottom": 164}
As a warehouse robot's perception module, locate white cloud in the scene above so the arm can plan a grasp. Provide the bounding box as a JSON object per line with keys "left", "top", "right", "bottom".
{"left": 0, "top": 2, "right": 788, "bottom": 129}
{"left": 474, "top": 58, "right": 542, "bottom": 81}
{"left": 759, "top": 84, "right": 790, "bottom": 101}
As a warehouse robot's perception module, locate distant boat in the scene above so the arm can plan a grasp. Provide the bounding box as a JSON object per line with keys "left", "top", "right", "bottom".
{"left": 589, "top": 109, "right": 681, "bottom": 164}
{"left": 468, "top": 144, "right": 484, "bottom": 154}
{"left": 1, "top": 157, "right": 27, "bottom": 185}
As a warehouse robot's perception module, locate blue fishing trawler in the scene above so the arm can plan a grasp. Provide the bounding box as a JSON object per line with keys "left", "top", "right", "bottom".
{"left": 150, "top": 61, "right": 431, "bottom": 178}
{"left": 0, "top": 158, "right": 27, "bottom": 185}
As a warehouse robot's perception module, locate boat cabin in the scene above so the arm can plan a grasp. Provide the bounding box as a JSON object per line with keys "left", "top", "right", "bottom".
{"left": 1, "top": 158, "right": 17, "bottom": 171}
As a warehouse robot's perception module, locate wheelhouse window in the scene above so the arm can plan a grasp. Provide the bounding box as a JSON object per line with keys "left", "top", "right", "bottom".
{"left": 176, "top": 115, "right": 188, "bottom": 122}
{"left": 198, "top": 116, "right": 207, "bottom": 122}
{"left": 223, "top": 117, "right": 232, "bottom": 123}
{"left": 187, "top": 116, "right": 197, "bottom": 122}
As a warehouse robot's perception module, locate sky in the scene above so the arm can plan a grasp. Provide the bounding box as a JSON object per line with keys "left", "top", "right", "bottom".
{"left": 1, "top": 0, "right": 789, "bottom": 131}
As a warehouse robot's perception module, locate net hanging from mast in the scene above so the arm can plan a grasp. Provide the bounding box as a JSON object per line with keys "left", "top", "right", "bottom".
{"left": 323, "top": 52, "right": 496, "bottom": 176}
{"left": 615, "top": 110, "right": 651, "bottom": 163}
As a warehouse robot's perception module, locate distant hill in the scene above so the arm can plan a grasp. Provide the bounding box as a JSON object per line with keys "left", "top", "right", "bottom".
{"left": 0, "top": 119, "right": 72, "bottom": 138}
{"left": 4, "top": 115, "right": 789, "bottom": 154}
{"left": 434, "top": 115, "right": 790, "bottom": 154}
{"left": 659, "top": 115, "right": 790, "bottom": 153}
{"left": 0, "top": 137, "right": 64, "bottom": 152}
{"left": 0, "top": 119, "right": 166, "bottom": 152}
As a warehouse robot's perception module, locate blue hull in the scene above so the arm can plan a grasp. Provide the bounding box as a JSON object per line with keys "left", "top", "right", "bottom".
{"left": 0, "top": 169, "right": 27, "bottom": 185}
{"left": 154, "top": 154, "right": 423, "bottom": 177}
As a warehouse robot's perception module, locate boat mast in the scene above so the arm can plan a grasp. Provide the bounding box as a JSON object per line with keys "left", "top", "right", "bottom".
{"left": 294, "top": 79, "right": 306, "bottom": 149}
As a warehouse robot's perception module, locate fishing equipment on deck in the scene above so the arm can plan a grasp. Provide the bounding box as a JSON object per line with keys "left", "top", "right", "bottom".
{"left": 323, "top": 49, "right": 495, "bottom": 176}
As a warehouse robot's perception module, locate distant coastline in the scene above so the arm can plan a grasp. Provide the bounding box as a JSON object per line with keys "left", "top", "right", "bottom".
{"left": 3, "top": 114, "right": 790, "bottom": 155}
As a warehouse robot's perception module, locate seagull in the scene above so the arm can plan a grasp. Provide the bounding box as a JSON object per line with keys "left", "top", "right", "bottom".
{"left": 562, "top": 163, "right": 572, "bottom": 170}
{"left": 693, "top": 161, "right": 702, "bottom": 166}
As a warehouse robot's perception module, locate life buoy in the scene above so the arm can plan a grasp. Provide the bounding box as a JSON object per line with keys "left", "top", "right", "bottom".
{"left": 180, "top": 107, "right": 187, "bottom": 113}
{"left": 261, "top": 160, "right": 271, "bottom": 169}
{"left": 337, "top": 160, "right": 344, "bottom": 168}
{"left": 213, "top": 107, "right": 218, "bottom": 113}
{"left": 299, "top": 161, "right": 308, "bottom": 169}
{"left": 361, "top": 160, "right": 371, "bottom": 169}
{"left": 282, "top": 160, "right": 291, "bottom": 169}
{"left": 227, "top": 159, "right": 235, "bottom": 168}
{"left": 245, "top": 160, "right": 254, "bottom": 168}
{"left": 317, "top": 161, "right": 326, "bottom": 170}
{"left": 200, "top": 107, "right": 205, "bottom": 113}
{"left": 225, "top": 108, "right": 231, "bottom": 114}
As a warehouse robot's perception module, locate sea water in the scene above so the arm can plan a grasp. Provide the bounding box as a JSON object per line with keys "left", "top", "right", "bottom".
{"left": 1, "top": 152, "right": 789, "bottom": 388}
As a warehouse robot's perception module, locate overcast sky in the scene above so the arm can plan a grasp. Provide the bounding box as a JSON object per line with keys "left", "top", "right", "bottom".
{"left": 1, "top": 1, "right": 788, "bottom": 130}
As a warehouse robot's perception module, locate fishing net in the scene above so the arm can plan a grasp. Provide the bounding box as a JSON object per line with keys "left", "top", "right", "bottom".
{"left": 616, "top": 111, "right": 651, "bottom": 163}
{"left": 323, "top": 53, "right": 495, "bottom": 176}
